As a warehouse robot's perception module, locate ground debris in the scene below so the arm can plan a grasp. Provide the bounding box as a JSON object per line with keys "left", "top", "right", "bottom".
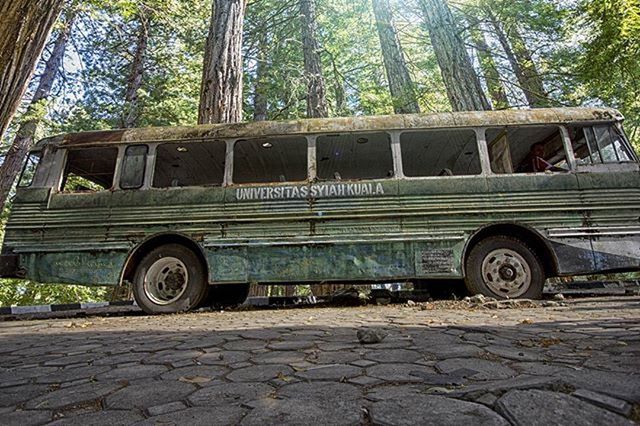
{"left": 357, "top": 328, "right": 388, "bottom": 344}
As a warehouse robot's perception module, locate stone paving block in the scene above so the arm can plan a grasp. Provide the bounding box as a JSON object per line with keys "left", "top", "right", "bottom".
{"left": 1, "top": 409, "right": 52, "bottom": 426}
{"left": 25, "top": 382, "right": 122, "bottom": 410}
{"left": 368, "top": 393, "right": 509, "bottom": 425}
{"left": 252, "top": 350, "right": 307, "bottom": 365}
{"left": 350, "top": 359, "right": 377, "bottom": 368}
{"left": 364, "top": 349, "right": 423, "bottom": 363}
{"left": 159, "top": 365, "right": 227, "bottom": 382}
{"left": 143, "top": 350, "right": 202, "bottom": 365}
{"left": 366, "top": 363, "right": 436, "bottom": 382}
{"left": 436, "top": 358, "right": 516, "bottom": 381}
{"left": 188, "top": 382, "right": 274, "bottom": 406}
{"left": 572, "top": 389, "right": 633, "bottom": 417}
{"left": 223, "top": 339, "right": 267, "bottom": 351}
{"left": 43, "top": 353, "right": 99, "bottom": 367}
{"left": 35, "top": 365, "right": 111, "bottom": 384}
{"left": 48, "top": 409, "right": 145, "bottom": 426}
{"left": 496, "top": 389, "right": 634, "bottom": 426}
{"left": 227, "top": 364, "right": 293, "bottom": 382}
{"left": 104, "top": 380, "right": 195, "bottom": 410}
{"left": 295, "top": 364, "right": 363, "bottom": 381}
{"left": 146, "top": 400, "right": 187, "bottom": 416}
{"left": 197, "top": 350, "right": 250, "bottom": 365}
{"left": 1, "top": 384, "right": 50, "bottom": 407}
{"left": 138, "top": 405, "right": 246, "bottom": 426}
{"left": 347, "top": 375, "right": 383, "bottom": 386}
{"left": 267, "top": 340, "right": 315, "bottom": 351}
{"left": 96, "top": 364, "right": 168, "bottom": 381}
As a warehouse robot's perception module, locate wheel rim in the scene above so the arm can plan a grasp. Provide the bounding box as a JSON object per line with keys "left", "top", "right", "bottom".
{"left": 143, "top": 257, "right": 189, "bottom": 305}
{"left": 481, "top": 248, "right": 531, "bottom": 298}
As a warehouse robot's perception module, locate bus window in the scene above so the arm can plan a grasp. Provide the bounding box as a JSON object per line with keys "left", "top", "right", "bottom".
{"left": 233, "top": 136, "right": 307, "bottom": 184}
{"left": 317, "top": 132, "right": 393, "bottom": 181}
{"left": 120, "top": 145, "right": 148, "bottom": 189}
{"left": 486, "top": 126, "right": 568, "bottom": 174}
{"left": 17, "top": 152, "right": 41, "bottom": 187}
{"left": 400, "top": 129, "right": 480, "bottom": 177}
{"left": 567, "top": 125, "right": 635, "bottom": 165}
{"left": 153, "top": 141, "right": 225, "bottom": 188}
{"left": 61, "top": 147, "right": 118, "bottom": 192}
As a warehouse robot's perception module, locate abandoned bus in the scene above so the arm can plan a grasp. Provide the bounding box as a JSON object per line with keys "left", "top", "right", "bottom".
{"left": 1, "top": 107, "right": 639, "bottom": 313}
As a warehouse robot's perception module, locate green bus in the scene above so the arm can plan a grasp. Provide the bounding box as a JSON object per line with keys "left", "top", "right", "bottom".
{"left": 1, "top": 107, "right": 639, "bottom": 313}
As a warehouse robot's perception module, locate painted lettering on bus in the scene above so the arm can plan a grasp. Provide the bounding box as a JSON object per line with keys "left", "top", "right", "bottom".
{"left": 235, "top": 182, "right": 385, "bottom": 201}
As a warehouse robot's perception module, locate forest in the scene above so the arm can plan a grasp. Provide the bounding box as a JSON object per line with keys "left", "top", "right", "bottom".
{"left": 0, "top": 0, "right": 638, "bottom": 305}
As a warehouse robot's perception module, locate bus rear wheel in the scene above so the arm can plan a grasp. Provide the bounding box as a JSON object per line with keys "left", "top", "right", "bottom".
{"left": 133, "top": 244, "right": 208, "bottom": 314}
{"left": 465, "top": 236, "right": 544, "bottom": 300}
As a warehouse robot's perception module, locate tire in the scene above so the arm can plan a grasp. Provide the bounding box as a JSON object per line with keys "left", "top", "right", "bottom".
{"left": 205, "top": 284, "right": 250, "bottom": 308}
{"left": 132, "top": 244, "right": 208, "bottom": 314}
{"left": 464, "top": 236, "right": 544, "bottom": 300}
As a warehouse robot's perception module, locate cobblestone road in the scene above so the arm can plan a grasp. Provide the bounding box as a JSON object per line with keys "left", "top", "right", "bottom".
{"left": 1, "top": 296, "right": 639, "bottom": 425}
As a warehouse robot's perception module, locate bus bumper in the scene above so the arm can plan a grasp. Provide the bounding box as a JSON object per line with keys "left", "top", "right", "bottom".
{"left": 0, "top": 254, "right": 20, "bottom": 278}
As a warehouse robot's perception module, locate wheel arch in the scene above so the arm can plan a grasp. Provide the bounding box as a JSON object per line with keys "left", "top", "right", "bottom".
{"left": 119, "top": 233, "right": 209, "bottom": 286}
{"left": 462, "top": 223, "right": 559, "bottom": 277}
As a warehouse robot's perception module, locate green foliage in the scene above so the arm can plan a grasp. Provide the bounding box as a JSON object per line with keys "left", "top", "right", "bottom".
{"left": 0, "top": 280, "right": 109, "bottom": 308}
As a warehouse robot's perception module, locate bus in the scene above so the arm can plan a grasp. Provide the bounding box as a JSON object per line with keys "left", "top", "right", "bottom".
{"left": 1, "top": 107, "right": 638, "bottom": 314}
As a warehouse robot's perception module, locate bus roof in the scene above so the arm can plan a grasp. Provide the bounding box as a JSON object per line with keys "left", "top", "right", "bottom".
{"left": 36, "top": 107, "right": 624, "bottom": 149}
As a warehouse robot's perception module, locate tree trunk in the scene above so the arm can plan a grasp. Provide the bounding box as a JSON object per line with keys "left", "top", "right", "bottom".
{"left": 372, "top": 0, "right": 420, "bottom": 114}
{"left": 199, "top": 0, "right": 247, "bottom": 124}
{"left": 487, "top": 12, "right": 548, "bottom": 108}
{"left": 253, "top": 31, "right": 269, "bottom": 121}
{"left": 0, "top": 0, "right": 64, "bottom": 139}
{"left": 300, "top": 0, "right": 328, "bottom": 118}
{"left": 0, "top": 9, "right": 74, "bottom": 210}
{"left": 122, "top": 12, "right": 149, "bottom": 128}
{"left": 418, "top": 0, "right": 491, "bottom": 112}
{"left": 470, "top": 26, "right": 509, "bottom": 109}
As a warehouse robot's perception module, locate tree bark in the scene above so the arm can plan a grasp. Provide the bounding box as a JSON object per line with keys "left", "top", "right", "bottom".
{"left": 418, "top": 0, "right": 491, "bottom": 112}
{"left": 0, "top": 9, "right": 75, "bottom": 210}
{"left": 0, "top": 0, "right": 64, "bottom": 139}
{"left": 199, "top": 0, "right": 247, "bottom": 124}
{"left": 372, "top": 0, "right": 420, "bottom": 114}
{"left": 300, "top": 0, "right": 328, "bottom": 118}
{"left": 470, "top": 26, "right": 509, "bottom": 109}
{"left": 122, "top": 12, "right": 149, "bottom": 128}
{"left": 487, "top": 11, "right": 548, "bottom": 108}
{"left": 253, "top": 31, "right": 269, "bottom": 121}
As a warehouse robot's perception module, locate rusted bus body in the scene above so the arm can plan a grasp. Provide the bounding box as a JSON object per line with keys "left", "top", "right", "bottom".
{"left": 1, "top": 107, "right": 639, "bottom": 311}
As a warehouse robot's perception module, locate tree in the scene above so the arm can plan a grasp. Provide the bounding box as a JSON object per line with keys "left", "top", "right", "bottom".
{"left": 122, "top": 8, "right": 150, "bottom": 128}
{"left": 372, "top": 0, "right": 420, "bottom": 114}
{"left": 300, "top": 0, "right": 328, "bottom": 118}
{"left": 468, "top": 22, "right": 509, "bottom": 109}
{"left": 418, "top": 0, "right": 491, "bottom": 111}
{"left": 0, "top": 0, "right": 65, "bottom": 139}
{"left": 0, "top": 8, "right": 76, "bottom": 210}
{"left": 199, "top": 0, "right": 247, "bottom": 124}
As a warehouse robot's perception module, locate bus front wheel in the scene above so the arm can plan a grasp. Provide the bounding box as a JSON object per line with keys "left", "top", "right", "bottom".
{"left": 464, "top": 236, "right": 544, "bottom": 300}
{"left": 132, "top": 244, "right": 208, "bottom": 314}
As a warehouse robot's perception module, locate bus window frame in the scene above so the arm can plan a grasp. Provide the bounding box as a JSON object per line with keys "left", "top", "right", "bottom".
{"left": 118, "top": 144, "right": 149, "bottom": 190}
{"left": 396, "top": 127, "right": 485, "bottom": 179}
{"left": 565, "top": 121, "right": 639, "bottom": 172}
{"left": 58, "top": 144, "right": 120, "bottom": 193}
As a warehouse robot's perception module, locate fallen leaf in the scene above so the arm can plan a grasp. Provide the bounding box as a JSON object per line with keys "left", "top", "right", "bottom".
{"left": 179, "top": 376, "right": 212, "bottom": 384}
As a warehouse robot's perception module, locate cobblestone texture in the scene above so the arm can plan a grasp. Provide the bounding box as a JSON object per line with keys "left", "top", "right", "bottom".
{"left": 0, "top": 296, "right": 639, "bottom": 425}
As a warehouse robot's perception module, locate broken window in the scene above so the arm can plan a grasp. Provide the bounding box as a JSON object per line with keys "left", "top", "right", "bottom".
{"left": 400, "top": 129, "right": 481, "bottom": 177}
{"left": 61, "top": 147, "right": 118, "bottom": 192}
{"left": 233, "top": 137, "right": 307, "bottom": 184}
{"left": 120, "top": 145, "right": 148, "bottom": 189}
{"left": 486, "top": 126, "right": 568, "bottom": 174}
{"left": 316, "top": 132, "right": 393, "bottom": 181}
{"left": 567, "top": 124, "right": 635, "bottom": 165}
{"left": 153, "top": 141, "right": 225, "bottom": 188}
{"left": 17, "top": 152, "right": 41, "bottom": 187}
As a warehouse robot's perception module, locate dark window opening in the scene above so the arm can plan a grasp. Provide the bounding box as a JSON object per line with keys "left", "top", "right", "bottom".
{"left": 316, "top": 132, "right": 393, "bottom": 181}
{"left": 153, "top": 141, "right": 225, "bottom": 188}
{"left": 18, "top": 152, "right": 41, "bottom": 187}
{"left": 400, "top": 129, "right": 480, "bottom": 177}
{"left": 233, "top": 137, "right": 307, "bottom": 184}
{"left": 120, "top": 145, "right": 148, "bottom": 189}
{"left": 486, "top": 126, "right": 568, "bottom": 174}
{"left": 567, "top": 124, "right": 634, "bottom": 165}
{"left": 61, "top": 147, "right": 118, "bottom": 192}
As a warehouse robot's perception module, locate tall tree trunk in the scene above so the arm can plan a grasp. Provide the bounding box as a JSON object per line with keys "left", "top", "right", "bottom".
{"left": 470, "top": 26, "right": 509, "bottom": 109}
{"left": 199, "top": 0, "right": 247, "bottom": 124}
{"left": 0, "top": 0, "right": 64, "bottom": 139}
{"left": 122, "top": 12, "right": 149, "bottom": 128}
{"left": 372, "top": 0, "right": 420, "bottom": 114}
{"left": 300, "top": 0, "right": 328, "bottom": 118}
{"left": 0, "top": 9, "right": 75, "bottom": 210}
{"left": 418, "top": 0, "right": 491, "bottom": 112}
{"left": 253, "top": 31, "right": 269, "bottom": 122}
{"left": 487, "top": 11, "right": 548, "bottom": 108}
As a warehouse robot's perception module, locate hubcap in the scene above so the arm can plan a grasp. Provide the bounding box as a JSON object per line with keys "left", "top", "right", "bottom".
{"left": 481, "top": 248, "right": 531, "bottom": 298}
{"left": 143, "top": 257, "right": 189, "bottom": 305}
